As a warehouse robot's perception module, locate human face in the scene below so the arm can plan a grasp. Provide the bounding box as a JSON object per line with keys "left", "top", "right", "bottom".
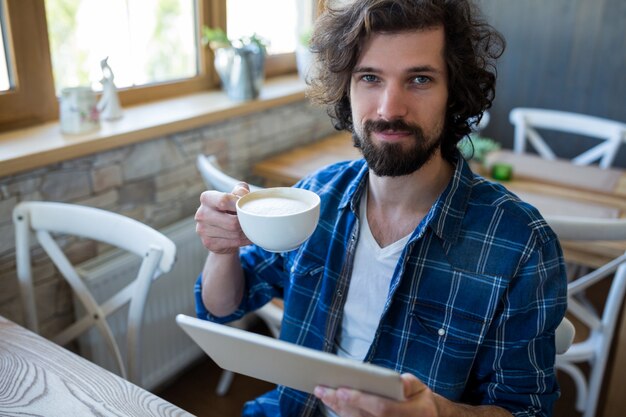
{"left": 350, "top": 27, "right": 449, "bottom": 176}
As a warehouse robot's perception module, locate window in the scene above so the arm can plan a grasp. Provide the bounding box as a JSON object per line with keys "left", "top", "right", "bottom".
{"left": 0, "top": 0, "right": 57, "bottom": 131}
{"left": 0, "top": 9, "right": 10, "bottom": 92}
{"left": 0, "top": 0, "right": 315, "bottom": 133}
{"left": 227, "top": 0, "right": 314, "bottom": 55}
{"left": 224, "top": 0, "right": 315, "bottom": 77}
{"left": 45, "top": 0, "right": 198, "bottom": 94}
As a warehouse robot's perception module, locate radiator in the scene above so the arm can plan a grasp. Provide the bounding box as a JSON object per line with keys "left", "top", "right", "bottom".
{"left": 74, "top": 217, "right": 206, "bottom": 391}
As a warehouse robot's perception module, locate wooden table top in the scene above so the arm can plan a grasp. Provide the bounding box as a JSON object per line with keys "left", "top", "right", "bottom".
{"left": 482, "top": 149, "right": 626, "bottom": 217}
{"left": 0, "top": 315, "right": 192, "bottom": 417}
{"left": 253, "top": 132, "right": 361, "bottom": 187}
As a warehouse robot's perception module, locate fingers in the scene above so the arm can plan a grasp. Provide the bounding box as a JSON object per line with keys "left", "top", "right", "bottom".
{"left": 315, "top": 386, "right": 364, "bottom": 417}
{"left": 195, "top": 217, "right": 250, "bottom": 252}
{"left": 401, "top": 373, "right": 428, "bottom": 399}
{"left": 315, "top": 386, "right": 384, "bottom": 417}
{"left": 200, "top": 189, "right": 239, "bottom": 214}
{"left": 231, "top": 182, "right": 250, "bottom": 198}
{"left": 195, "top": 189, "right": 251, "bottom": 253}
{"left": 313, "top": 374, "right": 435, "bottom": 417}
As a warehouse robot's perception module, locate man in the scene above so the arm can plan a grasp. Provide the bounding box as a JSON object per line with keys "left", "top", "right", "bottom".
{"left": 194, "top": 1, "right": 567, "bottom": 416}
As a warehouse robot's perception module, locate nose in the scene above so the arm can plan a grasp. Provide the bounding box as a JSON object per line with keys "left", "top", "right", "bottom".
{"left": 377, "top": 83, "right": 409, "bottom": 121}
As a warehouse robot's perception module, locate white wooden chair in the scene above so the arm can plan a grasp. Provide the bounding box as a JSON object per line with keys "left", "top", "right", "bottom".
{"left": 509, "top": 108, "right": 626, "bottom": 168}
{"left": 196, "top": 154, "right": 263, "bottom": 194}
{"left": 555, "top": 316, "right": 575, "bottom": 355}
{"left": 545, "top": 215, "right": 626, "bottom": 417}
{"left": 13, "top": 201, "right": 177, "bottom": 386}
{"left": 196, "top": 154, "right": 284, "bottom": 394}
{"left": 469, "top": 110, "right": 490, "bottom": 134}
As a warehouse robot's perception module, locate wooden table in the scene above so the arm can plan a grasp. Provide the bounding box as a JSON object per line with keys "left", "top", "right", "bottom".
{"left": 480, "top": 150, "right": 626, "bottom": 268}
{"left": 253, "top": 132, "right": 361, "bottom": 187}
{"left": 0, "top": 315, "right": 192, "bottom": 416}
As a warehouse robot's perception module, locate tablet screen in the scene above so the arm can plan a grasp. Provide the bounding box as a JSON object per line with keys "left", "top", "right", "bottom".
{"left": 176, "top": 314, "right": 404, "bottom": 401}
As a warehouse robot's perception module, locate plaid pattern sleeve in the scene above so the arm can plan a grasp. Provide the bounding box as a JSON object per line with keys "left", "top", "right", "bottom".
{"left": 195, "top": 156, "right": 567, "bottom": 417}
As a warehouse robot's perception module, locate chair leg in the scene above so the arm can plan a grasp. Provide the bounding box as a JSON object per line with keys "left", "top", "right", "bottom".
{"left": 215, "top": 370, "right": 235, "bottom": 396}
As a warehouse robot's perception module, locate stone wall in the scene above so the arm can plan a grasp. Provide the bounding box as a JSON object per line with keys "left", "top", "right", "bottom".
{"left": 0, "top": 100, "right": 336, "bottom": 337}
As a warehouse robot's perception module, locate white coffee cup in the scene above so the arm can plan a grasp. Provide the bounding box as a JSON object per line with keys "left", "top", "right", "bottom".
{"left": 236, "top": 187, "right": 320, "bottom": 252}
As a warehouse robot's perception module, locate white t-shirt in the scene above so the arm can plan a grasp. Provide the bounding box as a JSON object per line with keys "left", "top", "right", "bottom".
{"left": 324, "top": 190, "right": 410, "bottom": 416}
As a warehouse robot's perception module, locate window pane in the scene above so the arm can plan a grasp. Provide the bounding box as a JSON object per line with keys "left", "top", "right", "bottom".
{"left": 45, "top": 0, "right": 198, "bottom": 94}
{"left": 227, "top": 0, "right": 313, "bottom": 55}
{"left": 0, "top": 6, "right": 10, "bottom": 92}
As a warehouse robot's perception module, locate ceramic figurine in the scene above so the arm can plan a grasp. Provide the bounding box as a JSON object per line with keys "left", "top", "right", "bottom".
{"left": 97, "top": 57, "right": 123, "bottom": 120}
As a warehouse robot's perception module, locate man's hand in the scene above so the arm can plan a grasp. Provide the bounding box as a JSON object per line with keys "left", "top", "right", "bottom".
{"left": 314, "top": 373, "right": 437, "bottom": 417}
{"left": 195, "top": 182, "right": 252, "bottom": 254}
{"left": 314, "top": 373, "right": 513, "bottom": 417}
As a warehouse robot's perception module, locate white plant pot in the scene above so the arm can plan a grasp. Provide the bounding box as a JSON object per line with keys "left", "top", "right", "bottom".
{"left": 295, "top": 44, "right": 314, "bottom": 82}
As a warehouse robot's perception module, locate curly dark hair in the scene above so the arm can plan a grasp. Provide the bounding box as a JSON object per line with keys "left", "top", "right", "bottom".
{"left": 307, "top": 0, "right": 505, "bottom": 161}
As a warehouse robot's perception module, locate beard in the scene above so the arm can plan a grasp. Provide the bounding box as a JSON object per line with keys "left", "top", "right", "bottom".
{"left": 352, "top": 119, "right": 443, "bottom": 177}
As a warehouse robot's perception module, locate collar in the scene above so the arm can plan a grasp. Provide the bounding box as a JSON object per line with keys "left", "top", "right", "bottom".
{"left": 338, "top": 161, "right": 369, "bottom": 212}
{"left": 337, "top": 155, "right": 473, "bottom": 245}
{"left": 427, "top": 155, "right": 473, "bottom": 245}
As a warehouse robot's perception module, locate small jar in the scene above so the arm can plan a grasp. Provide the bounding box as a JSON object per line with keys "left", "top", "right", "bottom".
{"left": 59, "top": 86, "right": 100, "bottom": 135}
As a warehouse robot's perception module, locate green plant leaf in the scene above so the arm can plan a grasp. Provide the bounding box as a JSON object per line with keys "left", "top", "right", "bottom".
{"left": 201, "top": 26, "right": 231, "bottom": 49}
{"left": 299, "top": 28, "right": 312, "bottom": 47}
{"left": 202, "top": 26, "right": 269, "bottom": 52}
{"left": 458, "top": 135, "right": 501, "bottom": 163}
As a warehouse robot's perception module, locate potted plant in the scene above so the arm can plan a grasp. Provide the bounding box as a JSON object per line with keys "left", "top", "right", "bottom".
{"left": 457, "top": 134, "right": 501, "bottom": 174}
{"left": 202, "top": 27, "right": 268, "bottom": 100}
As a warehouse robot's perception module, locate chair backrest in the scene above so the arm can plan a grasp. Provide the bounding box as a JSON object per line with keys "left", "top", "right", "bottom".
{"left": 509, "top": 107, "right": 626, "bottom": 169}
{"left": 13, "top": 201, "right": 177, "bottom": 385}
{"left": 544, "top": 215, "right": 626, "bottom": 417}
{"left": 554, "top": 316, "right": 575, "bottom": 355}
{"left": 468, "top": 110, "right": 491, "bottom": 134}
{"left": 196, "top": 154, "right": 262, "bottom": 193}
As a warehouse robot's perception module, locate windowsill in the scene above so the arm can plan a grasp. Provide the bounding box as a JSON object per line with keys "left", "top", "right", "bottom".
{"left": 0, "top": 75, "right": 307, "bottom": 178}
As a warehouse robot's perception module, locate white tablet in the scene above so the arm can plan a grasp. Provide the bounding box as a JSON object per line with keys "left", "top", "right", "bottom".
{"left": 176, "top": 314, "right": 404, "bottom": 401}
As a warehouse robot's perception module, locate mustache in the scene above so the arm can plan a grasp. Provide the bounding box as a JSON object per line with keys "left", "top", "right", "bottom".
{"left": 364, "top": 119, "right": 422, "bottom": 135}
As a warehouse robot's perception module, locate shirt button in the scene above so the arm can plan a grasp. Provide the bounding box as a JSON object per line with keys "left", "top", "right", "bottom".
{"left": 290, "top": 266, "right": 295, "bottom": 273}
{"left": 336, "top": 290, "right": 343, "bottom": 297}
{"left": 438, "top": 328, "right": 446, "bottom": 336}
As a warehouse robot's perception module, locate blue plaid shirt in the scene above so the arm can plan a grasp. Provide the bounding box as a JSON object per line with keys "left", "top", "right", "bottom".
{"left": 195, "top": 155, "right": 567, "bottom": 417}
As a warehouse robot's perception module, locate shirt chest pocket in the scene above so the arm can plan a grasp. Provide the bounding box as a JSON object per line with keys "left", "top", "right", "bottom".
{"left": 403, "top": 300, "right": 491, "bottom": 398}
{"left": 286, "top": 251, "right": 325, "bottom": 290}
{"left": 411, "top": 300, "right": 489, "bottom": 347}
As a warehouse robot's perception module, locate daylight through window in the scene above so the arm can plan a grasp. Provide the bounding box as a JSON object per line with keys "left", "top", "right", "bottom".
{"left": 227, "top": 0, "right": 314, "bottom": 55}
{"left": 0, "top": 7, "right": 11, "bottom": 92}
{"left": 45, "top": 0, "right": 198, "bottom": 94}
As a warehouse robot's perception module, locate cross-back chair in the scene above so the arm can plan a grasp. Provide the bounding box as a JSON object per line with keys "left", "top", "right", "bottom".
{"left": 13, "top": 201, "right": 177, "bottom": 385}
{"left": 510, "top": 108, "right": 626, "bottom": 169}
{"left": 196, "top": 154, "right": 284, "bottom": 395}
{"left": 545, "top": 215, "right": 626, "bottom": 417}
{"left": 469, "top": 110, "right": 491, "bottom": 134}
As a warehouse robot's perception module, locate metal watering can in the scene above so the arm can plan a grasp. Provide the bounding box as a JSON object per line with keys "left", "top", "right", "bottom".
{"left": 214, "top": 43, "right": 266, "bottom": 101}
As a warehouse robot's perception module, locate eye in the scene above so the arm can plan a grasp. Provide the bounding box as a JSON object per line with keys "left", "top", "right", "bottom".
{"left": 411, "top": 75, "right": 431, "bottom": 85}
{"left": 360, "top": 74, "right": 379, "bottom": 83}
